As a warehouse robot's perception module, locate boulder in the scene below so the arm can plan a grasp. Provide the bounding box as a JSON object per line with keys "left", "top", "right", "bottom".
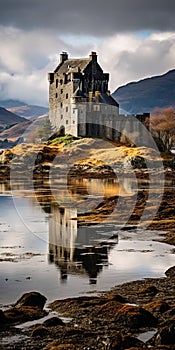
{"left": 115, "top": 305, "right": 157, "bottom": 330}
{"left": 0, "top": 309, "right": 6, "bottom": 324}
{"left": 139, "top": 284, "right": 158, "bottom": 296}
{"left": 32, "top": 325, "right": 50, "bottom": 337}
{"left": 4, "top": 306, "right": 47, "bottom": 324}
{"left": 15, "top": 291, "right": 47, "bottom": 309}
{"left": 43, "top": 316, "right": 65, "bottom": 327}
{"left": 155, "top": 319, "right": 175, "bottom": 345}
{"left": 111, "top": 334, "right": 144, "bottom": 349}
{"left": 144, "top": 299, "right": 170, "bottom": 317}
{"left": 165, "top": 266, "right": 175, "bottom": 278}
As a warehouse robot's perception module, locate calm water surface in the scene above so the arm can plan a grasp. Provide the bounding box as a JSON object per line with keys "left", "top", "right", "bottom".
{"left": 0, "top": 177, "right": 174, "bottom": 306}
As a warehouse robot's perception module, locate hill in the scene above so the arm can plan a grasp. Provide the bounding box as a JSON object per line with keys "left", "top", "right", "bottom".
{"left": 0, "top": 107, "right": 26, "bottom": 130}
{"left": 7, "top": 105, "right": 48, "bottom": 120}
{"left": 112, "top": 69, "right": 175, "bottom": 114}
{"left": 0, "top": 114, "right": 49, "bottom": 142}
{"left": 0, "top": 120, "right": 31, "bottom": 141}
{"left": 0, "top": 100, "right": 48, "bottom": 120}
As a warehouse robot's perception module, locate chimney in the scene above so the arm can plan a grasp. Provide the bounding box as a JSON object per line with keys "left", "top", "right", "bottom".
{"left": 60, "top": 51, "right": 68, "bottom": 64}
{"left": 89, "top": 51, "right": 97, "bottom": 61}
{"left": 88, "top": 91, "right": 93, "bottom": 102}
{"left": 95, "top": 91, "right": 100, "bottom": 103}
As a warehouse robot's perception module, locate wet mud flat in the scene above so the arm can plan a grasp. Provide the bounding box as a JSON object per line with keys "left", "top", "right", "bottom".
{"left": 0, "top": 266, "right": 175, "bottom": 350}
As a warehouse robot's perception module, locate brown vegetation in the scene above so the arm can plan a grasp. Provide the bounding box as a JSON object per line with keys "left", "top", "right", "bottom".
{"left": 150, "top": 107, "right": 175, "bottom": 152}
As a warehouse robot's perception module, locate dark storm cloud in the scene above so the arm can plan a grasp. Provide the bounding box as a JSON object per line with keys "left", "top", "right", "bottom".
{"left": 0, "top": 0, "right": 175, "bottom": 35}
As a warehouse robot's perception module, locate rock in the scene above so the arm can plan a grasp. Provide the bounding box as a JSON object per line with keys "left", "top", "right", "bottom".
{"left": 124, "top": 156, "right": 147, "bottom": 169}
{"left": 43, "top": 316, "right": 65, "bottom": 327}
{"left": 43, "top": 342, "right": 76, "bottom": 350}
{"left": 144, "top": 299, "right": 170, "bottom": 316}
{"left": 32, "top": 325, "right": 50, "bottom": 337}
{"left": 107, "top": 293, "right": 128, "bottom": 303}
{"left": 4, "top": 306, "right": 47, "bottom": 324}
{"left": 0, "top": 309, "right": 6, "bottom": 324}
{"left": 115, "top": 305, "right": 157, "bottom": 330}
{"left": 139, "top": 284, "right": 158, "bottom": 296}
{"left": 111, "top": 334, "right": 144, "bottom": 349}
{"left": 155, "top": 319, "right": 175, "bottom": 345}
{"left": 165, "top": 265, "right": 175, "bottom": 278}
{"left": 122, "top": 334, "right": 145, "bottom": 349}
{"left": 15, "top": 291, "right": 47, "bottom": 309}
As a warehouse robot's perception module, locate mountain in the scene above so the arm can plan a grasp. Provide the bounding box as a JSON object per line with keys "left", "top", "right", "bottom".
{"left": 7, "top": 105, "right": 48, "bottom": 120}
{"left": 0, "top": 100, "right": 26, "bottom": 108}
{"left": 0, "top": 100, "right": 48, "bottom": 120}
{"left": 0, "top": 107, "right": 26, "bottom": 130}
{"left": 112, "top": 69, "right": 175, "bottom": 114}
{"left": 0, "top": 120, "right": 31, "bottom": 141}
{"left": 0, "top": 114, "right": 49, "bottom": 141}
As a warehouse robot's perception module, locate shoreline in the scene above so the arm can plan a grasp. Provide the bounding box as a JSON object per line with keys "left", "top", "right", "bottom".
{"left": 0, "top": 265, "right": 175, "bottom": 349}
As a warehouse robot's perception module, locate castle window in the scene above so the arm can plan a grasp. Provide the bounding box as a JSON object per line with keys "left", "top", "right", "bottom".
{"left": 61, "top": 114, "right": 63, "bottom": 119}
{"left": 61, "top": 89, "right": 63, "bottom": 94}
{"left": 66, "top": 93, "right": 68, "bottom": 99}
{"left": 66, "top": 120, "right": 68, "bottom": 124}
{"left": 94, "top": 105, "right": 100, "bottom": 111}
{"left": 56, "top": 79, "right": 58, "bottom": 88}
{"left": 60, "top": 102, "right": 63, "bottom": 108}
{"left": 73, "top": 120, "right": 75, "bottom": 124}
{"left": 60, "top": 79, "right": 63, "bottom": 85}
{"left": 55, "top": 93, "right": 58, "bottom": 98}
{"left": 66, "top": 106, "right": 68, "bottom": 112}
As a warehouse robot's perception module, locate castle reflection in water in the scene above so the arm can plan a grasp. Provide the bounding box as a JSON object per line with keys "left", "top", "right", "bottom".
{"left": 33, "top": 174, "right": 140, "bottom": 284}
{"left": 5, "top": 174, "right": 139, "bottom": 285}
{"left": 48, "top": 204, "right": 117, "bottom": 284}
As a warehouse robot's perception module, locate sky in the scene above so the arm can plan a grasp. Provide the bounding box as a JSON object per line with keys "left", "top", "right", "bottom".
{"left": 0, "top": 0, "right": 175, "bottom": 106}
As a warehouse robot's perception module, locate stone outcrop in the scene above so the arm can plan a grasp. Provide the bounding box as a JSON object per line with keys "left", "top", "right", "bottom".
{"left": 15, "top": 291, "right": 47, "bottom": 309}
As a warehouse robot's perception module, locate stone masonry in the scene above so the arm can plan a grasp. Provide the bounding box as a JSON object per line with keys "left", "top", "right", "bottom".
{"left": 48, "top": 51, "right": 150, "bottom": 145}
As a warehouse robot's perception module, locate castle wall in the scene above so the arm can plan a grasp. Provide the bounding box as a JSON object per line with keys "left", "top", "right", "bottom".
{"left": 48, "top": 52, "right": 150, "bottom": 144}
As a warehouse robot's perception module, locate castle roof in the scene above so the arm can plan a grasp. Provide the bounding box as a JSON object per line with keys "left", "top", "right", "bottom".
{"left": 73, "top": 88, "right": 87, "bottom": 98}
{"left": 54, "top": 58, "right": 90, "bottom": 74}
{"left": 99, "top": 93, "right": 119, "bottom": 107}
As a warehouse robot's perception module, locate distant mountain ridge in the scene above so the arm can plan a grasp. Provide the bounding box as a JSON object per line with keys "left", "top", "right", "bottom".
{"left": 0, "top": 100, "right": 48, "bottom": 120}
{"left": 112, "top": 69, "right": 175, "bottom": 114}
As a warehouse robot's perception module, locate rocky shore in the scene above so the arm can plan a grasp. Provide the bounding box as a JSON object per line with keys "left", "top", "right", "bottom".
{"left": 0, "top": 266, "right": 175, "bottom": 349}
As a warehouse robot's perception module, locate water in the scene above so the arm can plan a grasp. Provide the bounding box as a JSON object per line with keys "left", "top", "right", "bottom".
{"left": 0, "top": 177, "right": 174, "bottom": 306}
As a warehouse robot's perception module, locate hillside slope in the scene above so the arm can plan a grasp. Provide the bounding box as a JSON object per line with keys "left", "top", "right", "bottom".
{"left": 0, "top": 107, "right": 26, "bottom": 130}
{"left": 113, "top": 69, "right": 175, "bottom": 114}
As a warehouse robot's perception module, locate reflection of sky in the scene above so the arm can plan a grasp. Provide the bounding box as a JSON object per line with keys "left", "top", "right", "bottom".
{"left": 0, "top": 194, "right": 175, "bottom": 306}
{"left": 0, "top": 195, "right": 48, "bottom": 252}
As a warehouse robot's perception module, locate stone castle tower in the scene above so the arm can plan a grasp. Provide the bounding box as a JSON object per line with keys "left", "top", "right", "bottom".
{"left": 48, "top": 51, "right": 119, "bottom": 138}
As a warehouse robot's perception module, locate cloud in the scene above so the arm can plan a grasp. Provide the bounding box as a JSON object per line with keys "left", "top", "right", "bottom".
{"left": 1, "top": 25, "right": 175, "bottom": 106}
{"left": 97, "top": 32, "right": 175, "bottom": 91}
{"left": 0, "top": 26, "right": 66, "bottom": 105}
{"left": 0, "top": 0, "right": 175, "bottom": 35}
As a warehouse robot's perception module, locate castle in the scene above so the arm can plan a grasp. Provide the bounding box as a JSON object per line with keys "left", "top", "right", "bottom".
{"left": 48, "top": 51, "right": 149, "bottom": 143}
